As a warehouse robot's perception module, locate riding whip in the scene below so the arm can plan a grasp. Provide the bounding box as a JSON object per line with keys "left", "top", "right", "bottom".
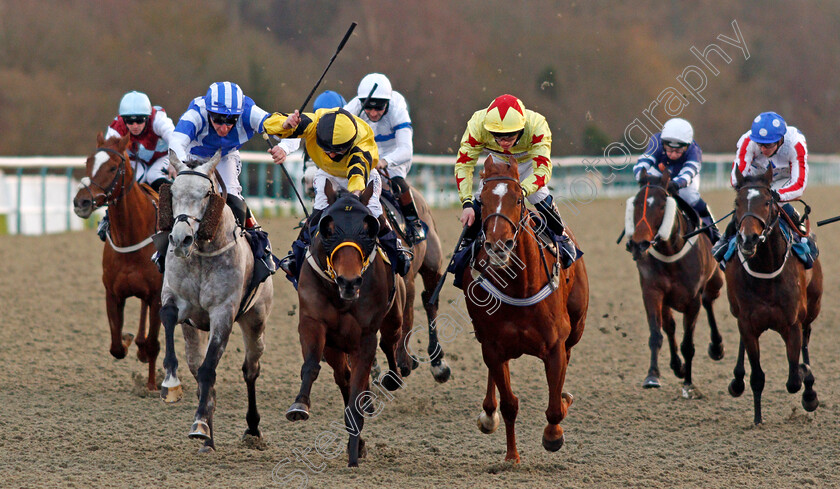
{"left": 357, "top": 83, "right": 378, "bottom": 116}
{"left": 817, "top": 215, "right": 840, "bottom": 227}
{"left": 427, "top": 224, "right": 469, "bottom": 306}
{"left": 682, "top": 210, "right": 734, "bottom": 239}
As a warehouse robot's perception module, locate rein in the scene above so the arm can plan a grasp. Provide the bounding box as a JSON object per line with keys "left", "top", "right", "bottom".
{"left": 174, "top": 169, "right": 238, "bottom": 255}
{"left": 79, "top": 147, "right": 136, "bottom": 209}
{"left": 628, "top": 184, "right": 691, "bottom": 262}
{"left": 735, "top": 184, "right": 790, "bottom": 279}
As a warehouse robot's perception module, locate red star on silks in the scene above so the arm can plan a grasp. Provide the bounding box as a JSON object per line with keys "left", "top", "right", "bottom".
{"left": 456, "top": 151, "right": 472, "bottom": 164}
{"left": 456, "top": 175, "right": 465, "bottom": 189}
{"left": 533, "top": 174, "right": 547, "bottom": 188}
{"left": 531, "top": 134, "right": 544, "bottom": 144}
{"left": 487, "top": 95, "right": 523, "bottom": 120}
{"left": 467, "top": 134, "right": 481, "bottom": 147}
{"left": 534, "top": 155, "right": 550, "bottom": 167}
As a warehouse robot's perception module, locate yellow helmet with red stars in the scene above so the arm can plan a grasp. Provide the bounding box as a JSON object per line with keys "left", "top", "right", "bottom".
{"left": 483, "top": 94, "right": 526, "bottom": 133}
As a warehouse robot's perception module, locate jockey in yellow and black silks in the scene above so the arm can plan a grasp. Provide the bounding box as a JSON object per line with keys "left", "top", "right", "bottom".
{"left": 455, "top": 94, "right": 579, "bottom": 268}
{"left": 264, "top": 108, "right": 413, "bottom": 284}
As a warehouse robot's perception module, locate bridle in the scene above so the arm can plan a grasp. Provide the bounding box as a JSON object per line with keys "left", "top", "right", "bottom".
{"left": 634, "top": 183, "right": 673, "bottom": 247}
{"left": 480, "top": 175, "right": 526, "bottom": 248}
{"left": 78, "top": 147, "right": 135, "bottom": 209}
{"left": 324, "top": 241, "right": 376, "bottom": 281}
{"left": 735, "top": 184, "right": 781, "bottom": 246}
{"left": 172, "top": 170, "right": 217, "bottom": 229}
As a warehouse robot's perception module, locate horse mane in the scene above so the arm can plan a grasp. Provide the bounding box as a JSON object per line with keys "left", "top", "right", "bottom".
{"left": 480, "top": 155, "right": 519, "bottom": 180}
{"left": 739, "top": 173, "right": 771, "bottom": 187}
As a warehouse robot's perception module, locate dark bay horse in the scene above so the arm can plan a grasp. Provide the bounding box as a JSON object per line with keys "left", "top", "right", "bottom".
{"left": 159, "top": 150, "right": 273, "bottom": 452}
{"left": 378, "top": 171, "right": 450, "bottom": 382}
{"left": 463, "top": 155, "right": 588, "bottom": 463}
{"left": 625, "top": 169, "right": 725, "bottom": 396}
{"left": 725, "top": 167, "right": 822, "bottom": 424}
{"left": 286, "top": 180, "right": 406, "bottom": 467}
{"left": 72, "top": 133, "right": 162, "bottom": 391}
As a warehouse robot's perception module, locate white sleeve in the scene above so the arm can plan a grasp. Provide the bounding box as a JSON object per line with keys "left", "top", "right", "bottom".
{"left": 152, "top": 109, "right": 176, "bottom": 145}
{"left": 104, "top": 126, "right": 121, "bottom": 140}
{"left": 169, "top": 131, "right": 191, "bottom": 162}
{"left": 381, "top": 123, "right": 413, "bottom": 166}
{"left": 277, "top": 138, "right": 301, "bottom": 155}
{"left": 344, "top": 98, "right": 362, "bottom": 116}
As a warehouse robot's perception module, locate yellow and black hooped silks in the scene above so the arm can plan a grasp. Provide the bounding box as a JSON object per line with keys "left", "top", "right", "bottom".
{"left": 264, "top": 108, "right": 379, "bottom": 193}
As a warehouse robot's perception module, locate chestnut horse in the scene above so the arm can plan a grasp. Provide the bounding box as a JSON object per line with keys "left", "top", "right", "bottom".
{"left": 463, "top": 155, "right": 588, "bottom": 463}
{"left": 625, "top": 169, "right": 725, "bottom": 396}
{"left": 72, "top": 133, "right": 162, "bottom": 391}
{"left": 725, "top": 167, "right": 822, "bottom": 424}
{"left": 286, "top": 181, "right": 406, "bottom": 467}
{"left": 378, "top": 171, "right": 450, "bottom": 382}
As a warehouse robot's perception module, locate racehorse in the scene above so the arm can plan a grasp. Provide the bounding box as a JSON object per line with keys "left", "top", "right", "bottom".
{"left": 464, "top": 155, "right": 588, "bottom": 463}
{"left": 72, "top": 133, "right": 162, "bottom": 391}
{"left": 378, "top": 170, "right": 450, "bottom": 382}
{"left": 158, "top": 150, "right": 273, "bottom": 452}
{"left": 286, "top": 180, "right": 406, "bottom": 467}
{"left": 625, "top": 168, "right": 725, "bottom": 396}
{"left": 725, "top": 166, "right": 822, "bottom": 424}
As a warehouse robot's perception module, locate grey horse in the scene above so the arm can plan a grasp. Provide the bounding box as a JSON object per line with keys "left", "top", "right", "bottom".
{"left": 158, "top": 150, "right": 273, "bottom": 453}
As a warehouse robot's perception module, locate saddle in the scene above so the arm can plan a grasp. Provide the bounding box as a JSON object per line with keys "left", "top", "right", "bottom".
{"left": 379, "top": 182, "right": 429, "bottom": 247}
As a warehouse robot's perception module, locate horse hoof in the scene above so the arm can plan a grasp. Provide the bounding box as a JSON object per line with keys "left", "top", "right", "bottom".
{"left": 197, "top": 445, "right": 215, "bottom": 454}
{"left": 802, "top": 391, "right": 819, "bottom": 412}
{"left": 708, "top": 342, "right": 725, "bottom": 361}
{"left": 561, "top": 391, "right": 574, "bottom": 407}
{"left": 477, "top": 410, "right": 501, "bottom": 434}
{"left": 189, "top": 421, "right": 211, "bottom": 440}
{"left": 431, "top": 361, "right": 451, "bottom": 384}
{"left": 359, "top": 437, "right": 367, "bottom": 459}
{"left": 380, "top": 371, "right": 403, "bottom": 392}
{"left": 160, "top": 384, "right": 183, "bottom": 404}
{"left": 542, "top": 432, "right": 565, "bottom": 452}
{"left": 286, "top": 403, "right": 310, "bottom": 422}
{"left": 681, "top": 384, "right": 702, "bottom": 399}
{"left": 121, "top": 333, "right": 134, "bottom": 351}
{"left": 728, "top": 378, "right": 745, "bottom": 398}
{"left": 642, "top": 376, "right": 661, "bottom": 389}
{"left": 411, "top": 358, "right": 420, "bottom": 371}
{"left": 136, "top": 348, "right": 150, "bottom": 363}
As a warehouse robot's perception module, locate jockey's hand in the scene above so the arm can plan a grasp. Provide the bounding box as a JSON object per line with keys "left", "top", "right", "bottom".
{"left": 667, "top": 181, "right": 680, "bottom": 196}
{"left": 460, "top": 207, "right": 475, "bottom": 227}
{"left": 352, "top": 190, "right": 362, "bottom": 197}
{"left": 377, "top": 159, "right": 388, "bottom": 170}
{"left": 282, "top": 110, "right": 301, "bottom": 130}
{"left": 771, "top": 189, "right": 781, "bottom": 202}
{"left": 269, "top": 145, "right": 287, "bottom": 165}
{"left": 167, "top": 165, "right": 177, "bottom": 179}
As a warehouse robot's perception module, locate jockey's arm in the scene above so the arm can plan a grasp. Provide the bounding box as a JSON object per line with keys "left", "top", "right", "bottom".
{"left": 154, "top": 109, "right": 177, "bottom": 146}
{"left": 379, "top": 124, "right": 413, "bottom": 170}
{"left": 519, "top": 121, "right": 553, "bottom": 198}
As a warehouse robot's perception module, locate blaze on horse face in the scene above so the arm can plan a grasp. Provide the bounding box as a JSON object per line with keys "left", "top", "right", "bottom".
{"left": 167, "top": 149, "right": 223, "bottom": 258}
{"left": 320, "top": 179, "right": 379, "bottom": 301}
{"left": 626, "top": 168, "right": 677, "bottom": 261}
{"left": 733, "top": 166, "right": 775, "bottom": 258}
{"left": 73, "top": 132, "right": 132, "bottom": 218}
{"left": 479, "top": 155, "right": 523, "bottom": 268}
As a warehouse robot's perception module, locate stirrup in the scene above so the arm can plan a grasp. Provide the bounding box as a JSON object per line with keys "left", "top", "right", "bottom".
{"left": 97, "top": 217, "right": 109, "bottom": 242}
{"left": 279, "top": 252, "right": 296, "bottom": 277}
{"left": 558, "top": 235, "right": 577, "bottom": 269}
{"left": 405, "top": 218, "right": 427, "bottom": 245}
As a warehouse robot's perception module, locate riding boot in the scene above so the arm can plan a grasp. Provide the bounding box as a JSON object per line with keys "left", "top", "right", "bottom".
{"left": 398, "top": 188, "right": 426, "bottom": 245}
{"left": 711, "top": 219, "right": 736, "bottom": 264}
{"left": 151, "top": 231, "right": 169, "bottom": 273}
{"left": 378, "top": 214, "right": 412, "bottom": 276}
{"left": 227, "top": 195, "right": 277, "bottom": 281}
{"left": 97, "top": 211, "right": 110, "bottom": 242}
{"left": 693, "top": 199, "right": 720, "bottom": 244}
{"left": 534, "top": 196, "right": 579, "bottom": 269}
{"left": 279, "top": 209, "right": 322, "bottom": 279}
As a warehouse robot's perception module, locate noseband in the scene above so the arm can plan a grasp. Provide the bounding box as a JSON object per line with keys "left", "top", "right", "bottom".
{"left": 736, "top": 185, "right": 780, "bottom": 244}
{"left": 172, "top": 170, "right": 217, "bottom": 227}
{"left": 79, "top": 147, "right": 134, "bottom": 208}
{"left": 633, "top": 183, "right": 672, "bottom": 246}
{"left": 481, "top": 176, "right": 525, "bottom": 246}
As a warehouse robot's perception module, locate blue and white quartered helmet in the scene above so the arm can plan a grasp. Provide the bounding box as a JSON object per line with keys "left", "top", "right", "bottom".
{"left": 204, "top": 81, "right": 245, "bottom": 115}
{"left": 750, "top": 112, "right": 787, "bottom": 144}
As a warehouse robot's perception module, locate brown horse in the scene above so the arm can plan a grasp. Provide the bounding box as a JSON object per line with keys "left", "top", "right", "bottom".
{"left": 286, "top": 180, "right": 406, "bottom": 467}
{"left": 625, "top": 169, "right": 725, "bottom": 396}
{"left": 378, "top": 171, "right": 450, "bottom": 382}
{"left": 72, "top": 133, "right": 162, "bottom": 391}
{"left": 463, "top": 155, "right": 588, "bottom": 463}
{"left": 725, "top": 166, "right": 822, "bottom": 424}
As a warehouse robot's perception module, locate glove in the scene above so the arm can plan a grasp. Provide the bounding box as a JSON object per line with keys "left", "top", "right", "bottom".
{"left": 667, "top": 181, "right": 681, "bottom": 196}
{"left": 770, "top": 189, "right": 781, "bottom": 202}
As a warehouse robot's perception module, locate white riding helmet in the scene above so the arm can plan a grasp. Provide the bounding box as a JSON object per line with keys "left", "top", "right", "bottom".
{"left": 661, "top": 118, "right": 694, "bottom": 146}
{"left": 357, "top": 73, "right": 392, "bottom": 100}
{"left": 118, "top": 91, "right": 152, "bottom": 116}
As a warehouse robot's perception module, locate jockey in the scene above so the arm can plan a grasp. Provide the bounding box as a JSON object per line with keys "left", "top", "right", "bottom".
{"left": 165, "top": 81, "right": 301, "bottom": 276}
{"left": 712, "top": 111, "right": 812, "bottom": 263}
{"left": 455, "top": 94, "right": 578, "bottom": 268}
{"left": 302, "top": 90, "right": 348, "bottom": 198}
{"left": 633, "top": 118, "right": 720, "bottom": 243}
{"left": 97, "top": 91, "right": 176, "bottom": 241}
{"left": 263, "top": 107, "right": 413, "bottom": 283}
{"left": 344, "top": 73, "right": 426, "bottom": 245}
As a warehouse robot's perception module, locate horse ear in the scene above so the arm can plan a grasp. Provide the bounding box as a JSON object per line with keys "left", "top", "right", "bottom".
{"left": 762, "top": 166, "right": 773, "bottom": 186}
{"left": 118, "top": 133, "right": 131, "bottom": 152}
{"left": 508, "top": 155, "right": 520, "bottom": 179}
{"left": 96, "top": 132, "right": 105, "bottom": 147}
{"left": 324, "top": 179, "right": 337, "bottom": 205}
{"left": 639, "top": 168, "right": 648, "bottom": 184}
{"left": 734, "top": 165, "right": 745, "bottom": 188}
{"left": 363, "top": 215, "right": 380, "bottom": 238}
{"left": 319, "top": 215, "right": 335, "bottom": 239}
{"left": 197, "top": 150, "right": 222, "bottom": 175}
{"left": 168, "top": 149, "right": 187, "bottom": 174}
{"left": 360, "top": 180, "right": 375, "bottom": 206}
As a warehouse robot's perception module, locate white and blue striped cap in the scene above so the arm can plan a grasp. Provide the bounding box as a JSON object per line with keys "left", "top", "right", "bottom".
{"left": 204, "top": 81, "right": 245, "bottom": 115}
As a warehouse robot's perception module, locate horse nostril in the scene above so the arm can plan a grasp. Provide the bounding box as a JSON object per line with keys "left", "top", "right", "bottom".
{"left": 183, "top": 235, "right": 193, "bottom": 247}
{"left": 351, "top": 277, "right": 362, "bottom": 289}
{"left": 504, "top": 239, "right": 514, "bottom": 251}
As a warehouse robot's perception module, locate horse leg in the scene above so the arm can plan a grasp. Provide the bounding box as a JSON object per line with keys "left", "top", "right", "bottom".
{"left": 395, "top": 278, "right": 417, "bottom": 377}
{"left": 641, "top": 292, "right": 665, "bottom": 388}
{"left": 287, "top": 318, "right": 327, "bottom": 422}
{"left": 106, "top": 292, "right": 131, "bottom": 359}
{"left": 800, "top": 321, "right": 819, "bottom": 412}
{"left": 483, "top": 349, "right": 519, "bottom": 463}
{"left": 542, "top": 344, "right": 572, "bottom": 452}
{"left": 324, "top": 347, "right": 351, "bottom": 406}
{"left": 661, "top": 307, "right": 683, "bottom": 379}
{"left": 728, "top": 338, "right": 746, "bottom": 397}
{"left": 743, "top": 335, "right": 765, "bottom": 425}
{"left": 782, "top": 321, "right": 803, "bottom": 395}
{"left": 135, "top": 302, "right": 149, "bottom": 362}
{"left": 477, "top": 371, "right": 500, "bottom": 434}
{"left": 346, "top": 334, "right": 378, "bottom": 467}
{"left": 240, "top": 322, "right": 266, "bottom": 440}
{"left": 421, "top": 268, "right": 450, "bottom": 383}
{"left": 189, "top": 314, "right": 234, "bottom": 452}
{"left": 378, "top": 315, "right": 405, "bottom": 392}
{"left": 159, "top": 300, "right": 183, "bottom": 404}
{"left": 703, "top": 271, "right": 725, "bottom": 360}
{"left": 679, "top": 301, "right": 700, "bottom": 398}
{"left": 140, "top": 297, "right": 162, "bottom": 391}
